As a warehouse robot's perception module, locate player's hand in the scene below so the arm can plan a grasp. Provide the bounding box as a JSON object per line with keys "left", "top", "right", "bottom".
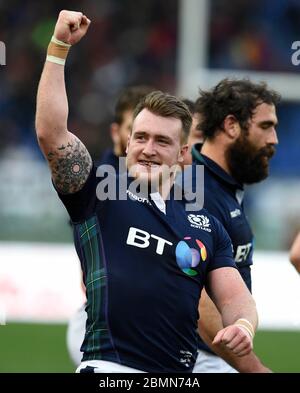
{"left": 212, "top": 325, "right": 253, "bottom": 357}
{"left": 53, "top": 10, "right": 91, "bottom": 45}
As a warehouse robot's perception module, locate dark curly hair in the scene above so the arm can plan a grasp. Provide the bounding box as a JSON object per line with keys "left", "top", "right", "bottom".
{"left": 195, "top": 78, "right": 281, "bottom": 139}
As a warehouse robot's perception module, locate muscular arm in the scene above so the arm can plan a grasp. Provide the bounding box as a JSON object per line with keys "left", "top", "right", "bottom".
{"left": 199, "top": 289, "right": 271, "bottom": 372}
{"left": 290, "top": 232, "right": 300, "bottom": 273}
{"left": 35, "top": 11, "right": 92, "bottom": 194}
{"left": 208, "top": 267, "right": 257, "bottom": 330}
{"left": 205, "top": 267, "right": 258, "bottom": 359}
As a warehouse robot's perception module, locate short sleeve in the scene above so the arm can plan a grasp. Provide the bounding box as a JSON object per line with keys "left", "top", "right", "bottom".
{"left": 207, "top": 217, "right": 237, "bottom": 273}
{"left": 54, "top": 164, "right": 98, "bottom": 223}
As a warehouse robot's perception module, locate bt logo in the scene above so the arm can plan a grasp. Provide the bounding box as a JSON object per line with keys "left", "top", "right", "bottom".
{"left": 176, "top": 237, "right": 207, "bottom": 276}
{"left": 126, "top": 227, "right": 207, "bottom": 276}
{"left": 126, "top": 227, "right": 172, "bottom": 255}
{"left": 235, "top": 243, "right": 252, "bottom": 263}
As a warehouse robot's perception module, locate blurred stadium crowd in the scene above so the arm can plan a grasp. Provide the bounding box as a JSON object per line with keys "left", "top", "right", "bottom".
{"left": 0, "top": 0, "right": 300, "bottom": 248}
{"left": 0, "top": 0, "right": 178, "bottom": 156}
{"left": 210, "top": 0, "right": 300, "bottom": 72}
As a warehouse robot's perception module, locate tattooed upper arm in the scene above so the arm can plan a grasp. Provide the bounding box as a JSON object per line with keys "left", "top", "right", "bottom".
{"left": 46, "top": 134, "right": 92, "bottom": 194}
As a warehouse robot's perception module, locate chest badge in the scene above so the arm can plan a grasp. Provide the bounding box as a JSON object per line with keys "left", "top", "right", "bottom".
{"left": 187, "top": 214, "right": 211, "bottom": 232}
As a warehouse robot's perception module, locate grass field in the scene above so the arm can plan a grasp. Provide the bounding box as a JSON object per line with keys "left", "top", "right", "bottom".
{"left": 0, "top": 323, "right": 299, "bottom": 373}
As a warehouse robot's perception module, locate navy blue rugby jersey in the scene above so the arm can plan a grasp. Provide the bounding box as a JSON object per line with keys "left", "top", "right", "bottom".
{"left": 188, "top": 145, "right": 254, "bottom": 357}
{"left": 191, "top": 145, "right": 254, "bottom": 291}
{"left": 55, "top": 164, "right": 236, "bottom": 373}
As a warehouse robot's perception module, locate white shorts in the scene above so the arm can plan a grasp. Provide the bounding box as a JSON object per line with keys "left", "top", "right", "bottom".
{"left": 193, "top": 350, "right": 238, "bottom": 373}
{"left": 66, "top": 304, "right": 87, "bottom": 366}
{"left": 76, "top": 360, "right": 146, "bottom": 373}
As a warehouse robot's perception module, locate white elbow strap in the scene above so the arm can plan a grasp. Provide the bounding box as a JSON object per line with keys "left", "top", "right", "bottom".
{"left": 46, "top": 36, "right": 71, "bottom": 66}
{"left": 234, "top": 318, "right": 255, "bottom": 339}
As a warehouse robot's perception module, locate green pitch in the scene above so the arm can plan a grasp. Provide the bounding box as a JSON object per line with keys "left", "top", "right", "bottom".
{"left": 0, "top": 323, "right": 299, "bottom": 372}
{"left": 254, "top": 330, "right": 300, "bottom": 373}
{"left": 0, "top": 323, "right": 74, "bottom": 372}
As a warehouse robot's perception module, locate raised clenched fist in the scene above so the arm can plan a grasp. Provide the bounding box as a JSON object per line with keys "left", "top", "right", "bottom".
{"left": 53, "top": 10, "right": 91, "bottom": 45}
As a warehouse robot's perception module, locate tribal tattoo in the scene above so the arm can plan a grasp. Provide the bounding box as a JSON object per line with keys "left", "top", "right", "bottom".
{"left": 47, "top": 136, "right": 92, "bottom": 194}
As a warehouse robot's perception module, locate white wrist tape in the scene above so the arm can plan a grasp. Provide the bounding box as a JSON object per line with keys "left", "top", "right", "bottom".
{"left": 46, "top": 36, "right": 71, "bottom": 66}
{"left": 234, "top": 318, "right": 255, "bottom": 339}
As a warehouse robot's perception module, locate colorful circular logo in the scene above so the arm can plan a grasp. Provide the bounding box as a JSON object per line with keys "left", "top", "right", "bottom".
{"left": 175, "top": 237, "right": 207, "bottom": 276}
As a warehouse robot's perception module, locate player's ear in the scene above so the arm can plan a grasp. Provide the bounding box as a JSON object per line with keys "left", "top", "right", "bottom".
{"left": 178, "top": 144, "right": 189, "bottom": 163}
{"left": 223, "top": 115, "right": 241, "bottom": 140}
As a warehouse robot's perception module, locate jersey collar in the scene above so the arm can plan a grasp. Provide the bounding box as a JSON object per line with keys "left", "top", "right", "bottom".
{"left": 191, "top": 143, "right": 244, "bottom": 190}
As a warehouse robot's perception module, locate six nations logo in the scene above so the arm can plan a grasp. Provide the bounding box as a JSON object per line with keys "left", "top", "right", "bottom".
{"left": 187, "top": 214, "right": 211, "bottom": 232}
